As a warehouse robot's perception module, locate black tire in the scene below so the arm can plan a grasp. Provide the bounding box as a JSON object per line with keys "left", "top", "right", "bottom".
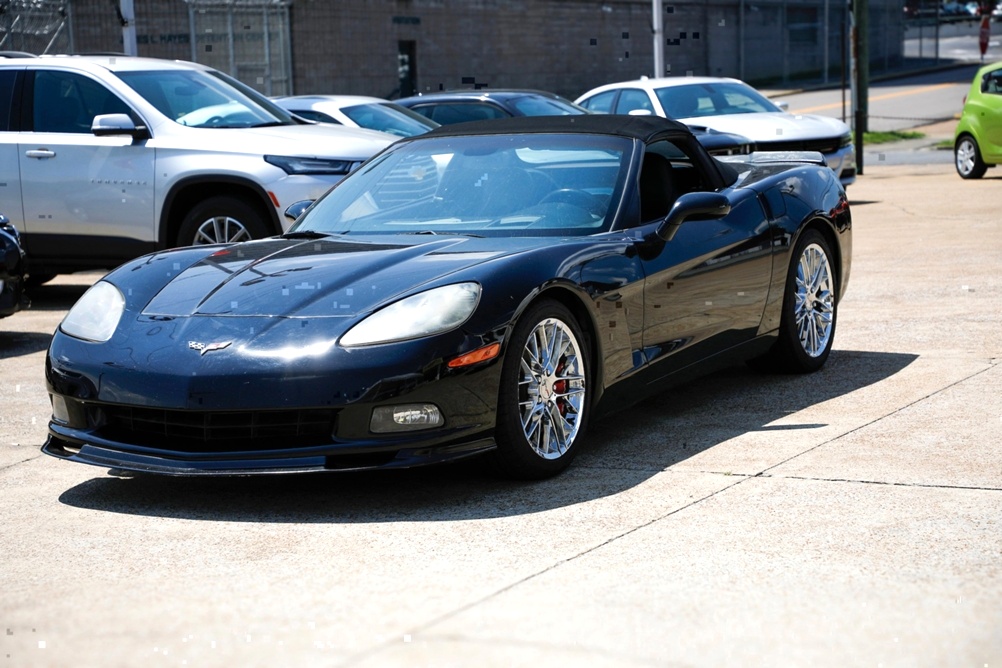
{"left": 491, "top": 300, "right": 590, "bottom": 479}
{"left": 750, "top": 229, "right": 837, "bottom": 374}
{"left": 955, "top": 134, "right": 988, "bottom": 180}
{"left": 177, "top": 196, "right": 271, "bottom": 247}
{"left": 24, "top": 273, "right": 56, "bottom": 288}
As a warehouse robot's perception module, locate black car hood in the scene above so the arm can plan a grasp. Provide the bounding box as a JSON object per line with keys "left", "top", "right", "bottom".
{"left": 142, "top": 235, "right": 535, "bottom": 318}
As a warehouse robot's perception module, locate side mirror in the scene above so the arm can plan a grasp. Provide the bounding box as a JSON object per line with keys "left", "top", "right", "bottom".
{"left": 284, "top": 199, "right": 314, "bottom": 223}
{"left": 92, "top": 113, "right": 150, "bottom": 141}
{"left": 776, "top": 101, "right": 790, "bottom": 111}
{"left": 656, "top": 192, "right": 731, "bottom": 242}
{"left": 0, "top": 213, "right": 24, "bottom": 281}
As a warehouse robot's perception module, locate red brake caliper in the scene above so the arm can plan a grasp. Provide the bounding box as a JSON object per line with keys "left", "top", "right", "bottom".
{"left": 553, "top": 358, "right": 568, "bottom": 416}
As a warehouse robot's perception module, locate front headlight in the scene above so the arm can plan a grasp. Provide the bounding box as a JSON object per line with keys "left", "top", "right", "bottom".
{"left": 839, "top": 132, "right": 853, "bottom": 148}
{"left": 60, "top": 281, "right": 125, "bottom": 342}
{"left": 340, "top": 283, "right": 481, "bottom": 347}
{"left": 264, "top": 155, "right": 358, "bottom": 175}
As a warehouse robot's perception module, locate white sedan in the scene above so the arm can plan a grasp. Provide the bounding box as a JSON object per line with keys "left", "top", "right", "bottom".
{"left": 576, "top": 77, "right": 856, "bottom": 186}
{"left": 273, "top": 95, "right": 439, "bottom": 137}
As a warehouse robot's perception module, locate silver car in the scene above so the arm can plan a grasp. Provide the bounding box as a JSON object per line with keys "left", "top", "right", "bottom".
{"left": 576, "top": 76, "right": 856, "bottom": 187}
{"left": 273, "top": 95, "right": 439, "bottom": 137}
{"left": 0, "top": 55, "right": 393, "bottom": 279}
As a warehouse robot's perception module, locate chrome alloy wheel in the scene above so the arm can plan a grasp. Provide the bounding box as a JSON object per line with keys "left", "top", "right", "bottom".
{"left": 794, "top": 243, "right": 835, "bottom": 358}
{"left": 956, "top": 137, "right": 978, "bottom": 177}
{"left": 517, "top": 317, "right": 586, "bottom": 459}
{"left": 192, "top": 215, "right": 253, "bottom": 244}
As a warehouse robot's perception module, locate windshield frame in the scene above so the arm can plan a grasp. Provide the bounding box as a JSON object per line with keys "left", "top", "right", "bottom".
{"left": 292, "top": 132, "right": 636, "bottom": 238}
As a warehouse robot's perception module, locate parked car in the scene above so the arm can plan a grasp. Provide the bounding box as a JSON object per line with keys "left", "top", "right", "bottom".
{"left": 0, "top": 214, "right": 28, "bottom": 319}
{"left": 397, "top": 88, "right": 754, "bottom": 156}
{"left": 43, "top": 115, "right": 851, "bottom": 480}
{"left": 0, "top": 54, "right": 393, "bottom": 279}
{"left": 576, "top": 77, "right": 856, "bottom": 185}
{"left": 273, "top": 95, "right": 439, "bottom": 137}
{"left": 954, "top": 60, "right": 1002, "bottom": 178}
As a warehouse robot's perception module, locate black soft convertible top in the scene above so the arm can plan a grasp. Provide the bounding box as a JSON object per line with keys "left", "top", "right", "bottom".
{"left": 421, "top": 114, "right": 693, "bottom": 142}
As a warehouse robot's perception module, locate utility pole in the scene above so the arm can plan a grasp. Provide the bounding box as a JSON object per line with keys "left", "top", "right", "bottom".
{"left": 852, "top": 0, "right": 869, "bottom": 175}
{"left": 120, "top": 0, "right": 137, "bottom": 56}
{"left": 652, "top": 0, "right": 664, "bottom": 77}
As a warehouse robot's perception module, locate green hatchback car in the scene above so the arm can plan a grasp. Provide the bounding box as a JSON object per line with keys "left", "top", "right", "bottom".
{"left": 955, "top": 61, "right": 1002, "bottom": 179}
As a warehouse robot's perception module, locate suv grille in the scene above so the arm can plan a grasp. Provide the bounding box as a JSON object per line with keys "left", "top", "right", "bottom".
{"left": 95, "top": 405, "right": 336, "bottom": 453}
{"left": 755, "top": 137, "right": 844, "bottom": 154}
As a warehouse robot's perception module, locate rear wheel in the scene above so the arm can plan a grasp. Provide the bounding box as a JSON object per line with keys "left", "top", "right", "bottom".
{"left": 492, "top": 300, "right": 589, "bottom": 479}
{"left": 177, "top": 196, "right": 271, "bottom": 247}
{"left": 955, "top": 134, "right": 987, "bottom": 179}
{"left": 751, "top": 229, "right": 837, "bottom": 374}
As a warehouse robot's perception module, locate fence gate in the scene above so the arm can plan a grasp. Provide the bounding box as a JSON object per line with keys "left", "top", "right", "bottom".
{"left": 184, "top": 0, "right": 292, "bottom": 96}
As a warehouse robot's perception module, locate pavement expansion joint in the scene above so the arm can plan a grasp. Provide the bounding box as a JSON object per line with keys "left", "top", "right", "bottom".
{"left": 772, "top": 474, "right": 1002, "bottom": 493}
{"left": 0, "top": 453, "right": 42, "bottom": 472}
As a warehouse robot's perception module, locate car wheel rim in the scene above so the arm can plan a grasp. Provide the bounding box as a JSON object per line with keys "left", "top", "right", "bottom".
{"left": 193, "top": 216, "right": 252, "bottom": 244}
{"left": 794, "top": 243, "right": 835, "bottom": 358}
{"left": 517, "top": 317, "right": 586, "bottom": 459}
{"left": 956, "top": 140, "right": 975, "bottom": 175}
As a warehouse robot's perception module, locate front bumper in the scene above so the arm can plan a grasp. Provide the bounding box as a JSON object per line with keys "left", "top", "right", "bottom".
{"left": 42, "top": 429, "right": 496, "bottom": 475}
{"left": 823, "top": 146, "right": 857, "bottom": 187}
{"left": 42, "top": 317, "right": 503, "bottom": 475}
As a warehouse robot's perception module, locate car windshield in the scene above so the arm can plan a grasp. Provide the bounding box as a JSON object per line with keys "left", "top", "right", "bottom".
{"left": 294, "top": 133, "right": 633, "bottom": 237}
{"left": 655, "top": 82, "right": 782, "bottom": 119}
{"left": 341, "top": 102, "right": 438, "bottom": 137}
{"left": 116, "top": 68, "right": 296, "bottom": 128}
{"left": 510, "top": 95, "right": 587, "bottom": 117}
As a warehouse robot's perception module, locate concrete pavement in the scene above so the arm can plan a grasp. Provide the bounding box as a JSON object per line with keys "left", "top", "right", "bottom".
{"left": 1, "top": 161, "right": 1000, "bottom": 667}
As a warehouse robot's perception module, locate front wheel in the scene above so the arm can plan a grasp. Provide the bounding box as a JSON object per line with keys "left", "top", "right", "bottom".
{"left": 955, "top": 135, "right": 987, "bottom": 180}
{"left": 751, "top": 229, "right": 837, "bottom": 374}
{"left": 492, "top": 300, "right": 590, "bottom": 479}
{"left": 177, "top": 196, "right": 271, "bottom": 247}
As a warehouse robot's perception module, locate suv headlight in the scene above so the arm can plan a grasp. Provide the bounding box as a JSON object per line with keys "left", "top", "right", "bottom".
{"left": 264, "top": 155, "right": 358, "bottom": 175}
{"left": 340, "top": 283, "right": 481, "bottom": 347}
{"left": 60, "top": 281, "right": 125, "bottom": 342}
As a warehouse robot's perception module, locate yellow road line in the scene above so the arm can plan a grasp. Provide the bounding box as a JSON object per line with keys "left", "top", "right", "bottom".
{"left": 792, "top": 83, "right": 958, "bottom": 114}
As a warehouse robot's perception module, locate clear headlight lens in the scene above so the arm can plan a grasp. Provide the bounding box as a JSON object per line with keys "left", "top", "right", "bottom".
{"left": 60, "top": 281, "right": 125, "bottom": 342}
{"left": 264, "top": 155, "right": 358, "bottom": 175}
{"left": 340, "top": 282, "right": 481, "bottom": 347}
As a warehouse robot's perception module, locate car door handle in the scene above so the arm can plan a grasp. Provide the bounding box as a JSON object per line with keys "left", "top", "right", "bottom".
{"left": 25, "top": 149, "right": 56, "bottom": 159}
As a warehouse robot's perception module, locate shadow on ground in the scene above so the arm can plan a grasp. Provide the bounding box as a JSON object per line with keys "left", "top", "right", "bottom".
{"left": 56, "top": 349, "right": 918, "bottom": 523}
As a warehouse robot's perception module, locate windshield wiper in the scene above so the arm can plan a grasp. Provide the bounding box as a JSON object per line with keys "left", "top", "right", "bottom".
{"left": 404, "top": 230, "right": 484, "bottom": 238}
{"left": 280, "top": 230, "right": 332, "bottom": 239}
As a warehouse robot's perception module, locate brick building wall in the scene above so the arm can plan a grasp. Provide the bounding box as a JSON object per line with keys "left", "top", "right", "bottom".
{"left": 3, "top": 0, "right": 904, "bottom": 100}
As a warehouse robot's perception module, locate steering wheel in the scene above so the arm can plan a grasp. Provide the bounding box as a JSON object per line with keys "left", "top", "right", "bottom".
{"left": 203, "top": 116, "right": 225, "bottom": 128}
{"left": 540, "top": 189, "right": 604, "bottom": 216}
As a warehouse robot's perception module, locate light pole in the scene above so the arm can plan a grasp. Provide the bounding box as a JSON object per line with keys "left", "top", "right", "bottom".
{"left": 652, "top": 0, "right": 664, "bottom": 77}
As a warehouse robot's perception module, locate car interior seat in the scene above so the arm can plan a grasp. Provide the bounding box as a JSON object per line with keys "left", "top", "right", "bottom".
{"left": 639, "top": 153, "right": 676, "bottom": 223}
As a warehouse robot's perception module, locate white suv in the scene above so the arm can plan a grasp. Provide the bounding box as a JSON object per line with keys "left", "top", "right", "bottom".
{"left": 0, "top": 55, "right": 393, "bottom": 279}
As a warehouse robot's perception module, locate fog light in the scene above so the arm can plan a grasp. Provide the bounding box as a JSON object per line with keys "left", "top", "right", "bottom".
{"left": 370, "top": 404, "right": 443, "bottom": 433}
{"left": 51, "top": 394, "right": 70, "bottom": 425}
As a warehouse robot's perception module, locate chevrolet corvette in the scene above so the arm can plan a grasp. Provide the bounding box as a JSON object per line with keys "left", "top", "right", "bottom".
{"left": 43, "top": 115, "right": 851, "bottom": 479}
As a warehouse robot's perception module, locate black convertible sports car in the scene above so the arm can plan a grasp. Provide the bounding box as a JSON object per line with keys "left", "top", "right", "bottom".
{"left": 43, "top": 115, "right": 851, "bottom": 479}
{"left": 0, "top": 214, "right": 28, "bottom": 319}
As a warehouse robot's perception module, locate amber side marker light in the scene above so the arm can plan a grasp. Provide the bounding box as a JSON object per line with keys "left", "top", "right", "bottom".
{"left": 447, "top": 342, "right": 501, "bottom": 368}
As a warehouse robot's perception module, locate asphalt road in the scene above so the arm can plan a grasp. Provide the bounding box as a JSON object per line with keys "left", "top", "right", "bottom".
{"left": 2, "top": 157, "right": 1000, "bottom": 666}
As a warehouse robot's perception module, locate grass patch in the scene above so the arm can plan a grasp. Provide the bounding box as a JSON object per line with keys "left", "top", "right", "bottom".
{"left": 862, "top": 130, "right": 925, "bottom": 144}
